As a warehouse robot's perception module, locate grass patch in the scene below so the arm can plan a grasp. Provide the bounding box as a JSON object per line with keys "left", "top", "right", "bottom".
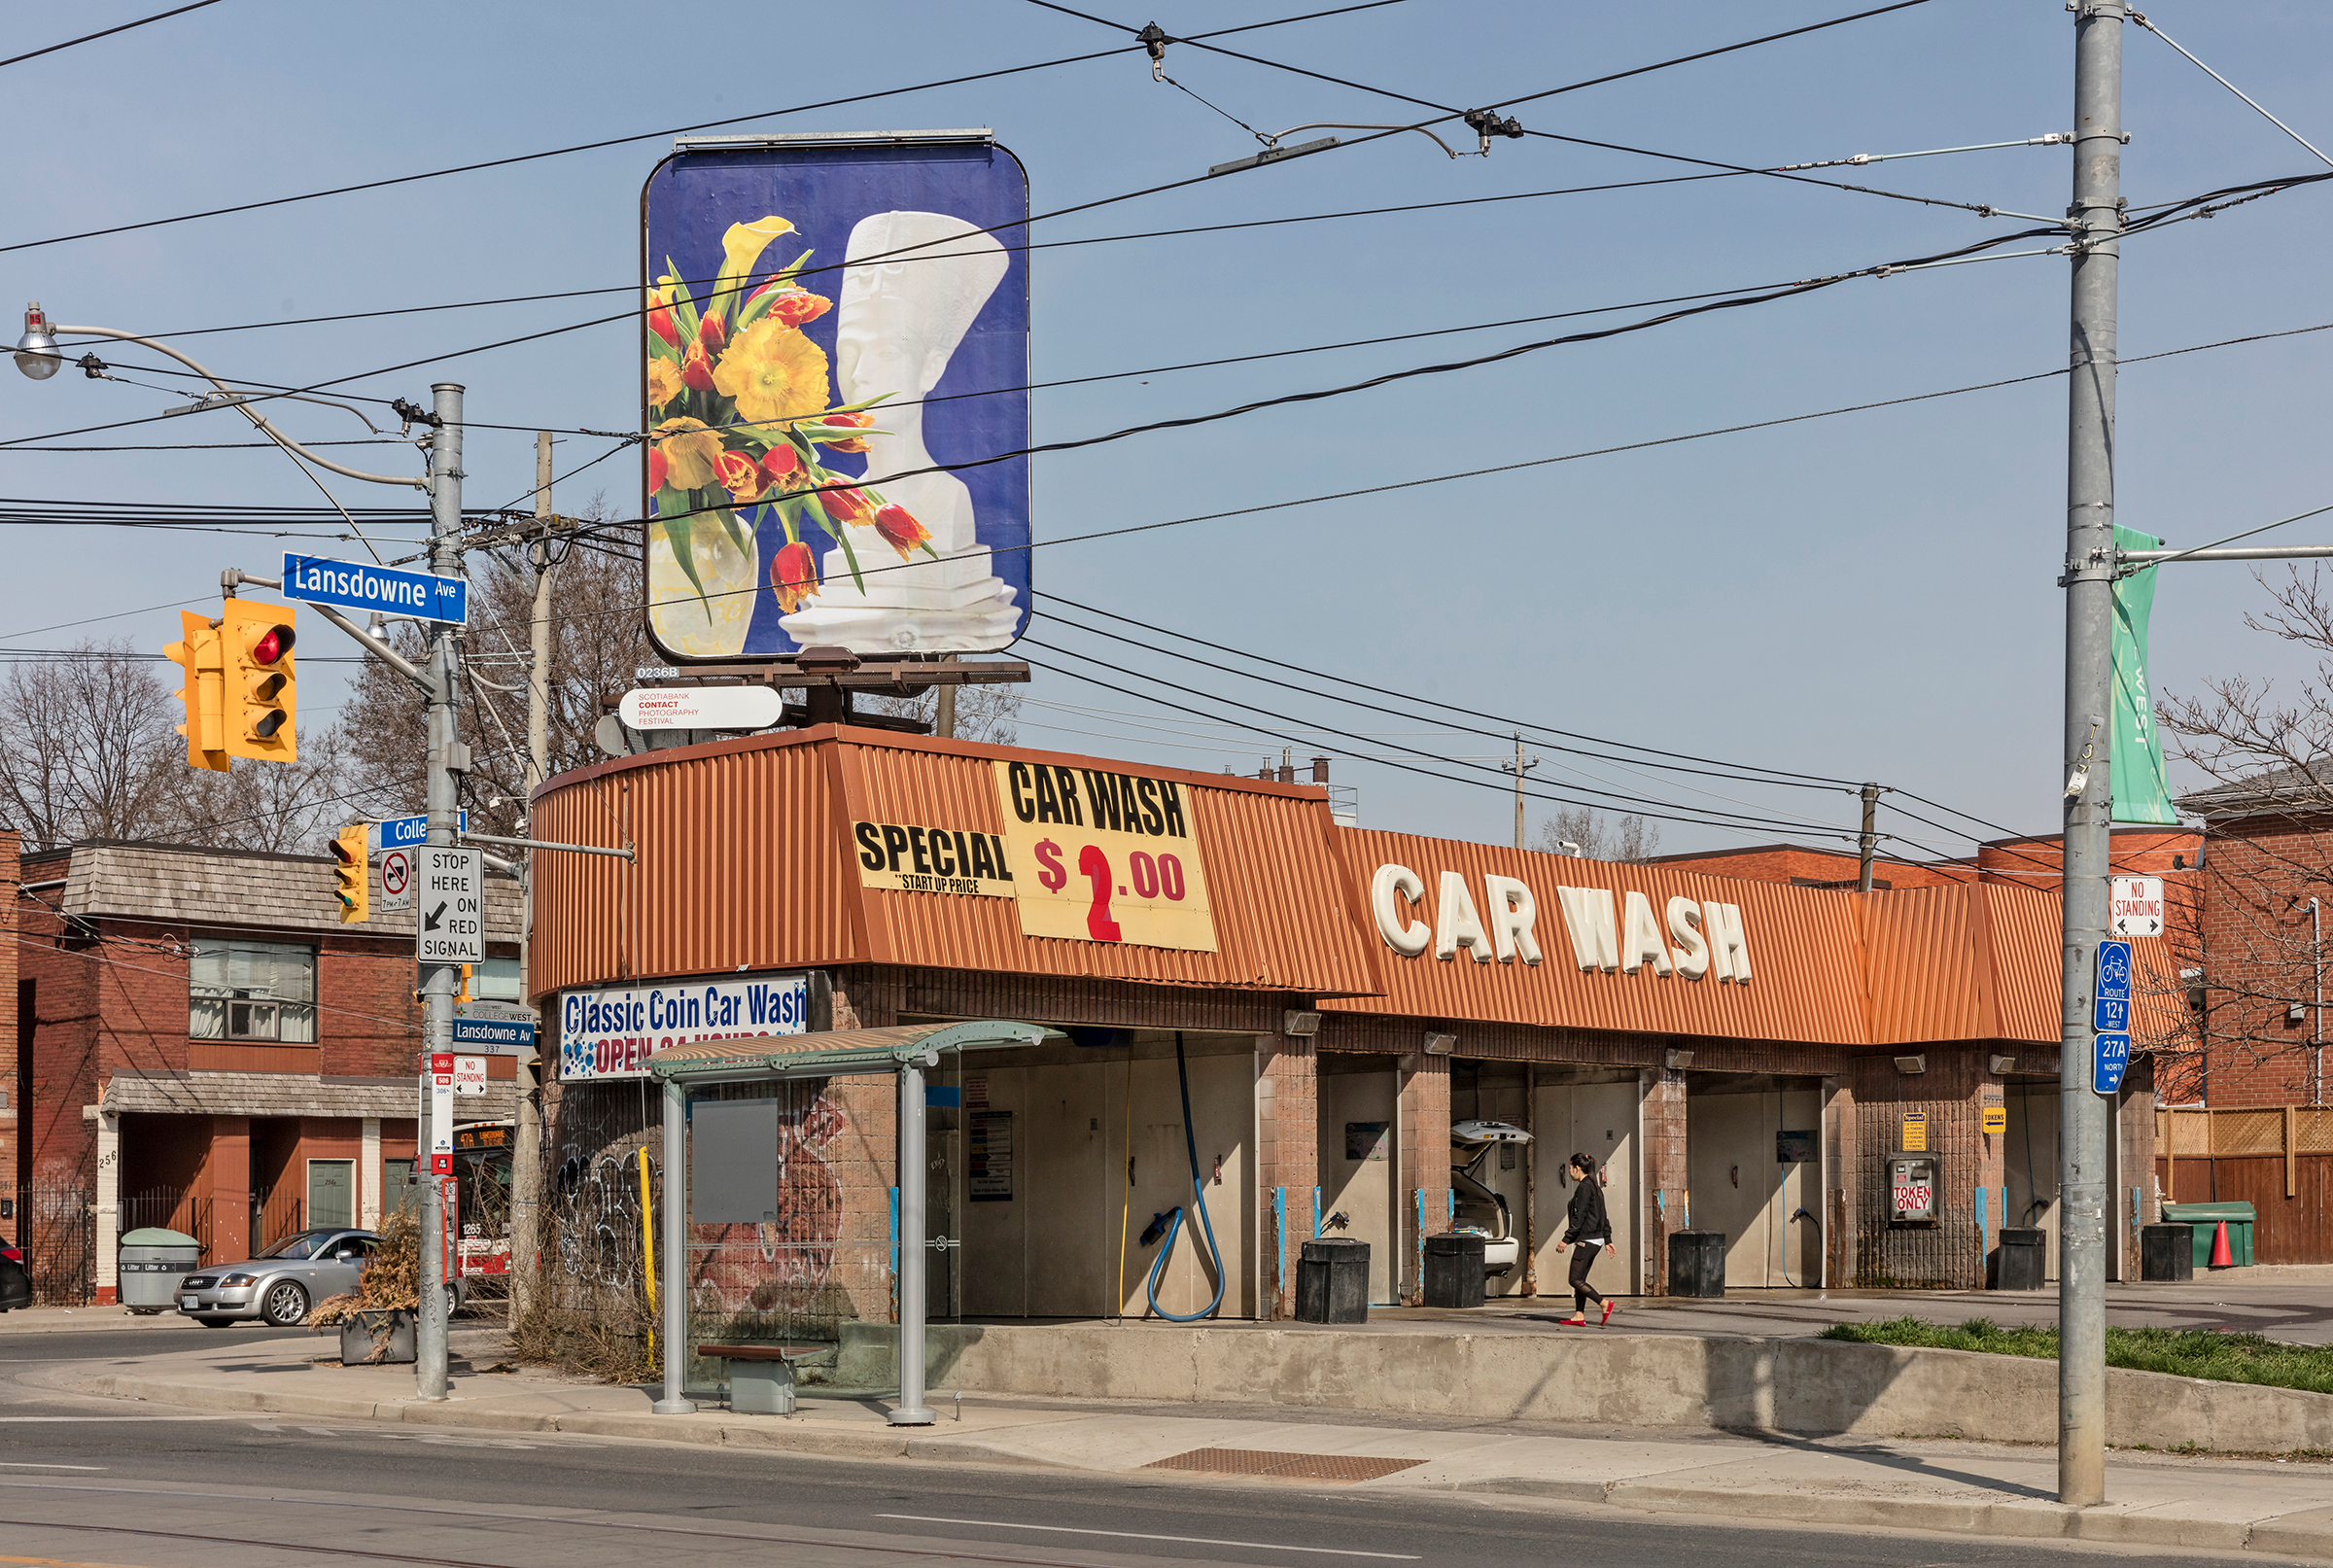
{"left": 1821, "top": 1315, "right": 2333, "bottom": 1397}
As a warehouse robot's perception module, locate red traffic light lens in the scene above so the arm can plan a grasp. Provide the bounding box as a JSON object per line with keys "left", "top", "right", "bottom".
{"left": 329, "top": 837, "right": 357, "bottom": 866}
{"left": 251, "top": 625, "right": 294, "bottom": 664}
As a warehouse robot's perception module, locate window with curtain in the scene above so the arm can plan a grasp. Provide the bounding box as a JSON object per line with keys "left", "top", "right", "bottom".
{"left": 189, "top": 939, "right": 317, "bottom": 1043}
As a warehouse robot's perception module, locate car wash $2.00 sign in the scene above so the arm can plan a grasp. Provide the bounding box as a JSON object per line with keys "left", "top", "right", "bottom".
{"left": 992, "top": 760, "right": 1217, "bottom": 952}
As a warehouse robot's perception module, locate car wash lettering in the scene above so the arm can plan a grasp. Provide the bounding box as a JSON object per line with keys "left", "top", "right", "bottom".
{"left": 556, "top": 970, "right": 812, "bottom": 1081}
{"left": 992, "top": 759, "right": 1219, "bottom": 953}
{"left": 852, "top": 819, "right": 1015, "bottom": 897}
{"left": 1369, "top": 862, "right": 1753, "bottom": 984}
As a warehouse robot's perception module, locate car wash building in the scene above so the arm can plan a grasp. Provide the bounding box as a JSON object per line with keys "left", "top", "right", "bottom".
{"left": 525, "top": 726, "right": 2172, "bottom": 1344}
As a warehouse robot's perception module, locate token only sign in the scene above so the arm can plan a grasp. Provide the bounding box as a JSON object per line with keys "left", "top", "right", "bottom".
{"left": 378, "top": 847, "right": 413, "bottom": 914}
{"left": 428, "top": 1052, "right": 455, "bottom": 1175}
{"left": 417, "top": 847, "right": 484, "bottom": 963}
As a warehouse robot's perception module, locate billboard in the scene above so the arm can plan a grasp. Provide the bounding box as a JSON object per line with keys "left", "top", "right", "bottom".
{"left": 641, "top": 134, "right": 1030, "bottom": 662}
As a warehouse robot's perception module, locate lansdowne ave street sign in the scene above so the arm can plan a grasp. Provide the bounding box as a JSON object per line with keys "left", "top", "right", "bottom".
{"left": 283, "top": 552, "right": 468, "bottom": 624}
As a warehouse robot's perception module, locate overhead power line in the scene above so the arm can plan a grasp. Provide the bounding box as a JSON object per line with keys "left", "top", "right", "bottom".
{"left": 0, "top": 0, "right": 1404, "bottom": 258}
{"left": 0, "top": 0, "right": 226, "bottom": 71}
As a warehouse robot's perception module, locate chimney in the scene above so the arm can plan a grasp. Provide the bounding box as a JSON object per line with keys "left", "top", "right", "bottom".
{"left": 1310, "top": 755, "right": 1330, "bottom": 784}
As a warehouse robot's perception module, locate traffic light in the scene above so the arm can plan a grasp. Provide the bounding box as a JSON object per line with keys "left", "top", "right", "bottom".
{"left": 221, "top": 598, "right": 297, "bottom": 762}
{"left": 330, "top": 824, "right": 367, "bottom": 924}
{"left": 162, "top": 611, "right": 228, "bottom": 772}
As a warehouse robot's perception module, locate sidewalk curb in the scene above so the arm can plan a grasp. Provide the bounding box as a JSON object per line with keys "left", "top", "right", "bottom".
{"left": 1455, "top": 1476, "right": 2329, "bottom": 1557}
{"left": 74, "top": 1374, "right": 2333, "bottom": 1559}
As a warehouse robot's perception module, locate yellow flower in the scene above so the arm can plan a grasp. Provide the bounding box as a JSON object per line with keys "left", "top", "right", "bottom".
{"left": 652, "top": 417, "right": 725, "bottom": 491}
{"left": 716, "top": 216, "right": 796, "bottom": 313}
{"left": 645, "top": 358, "right": 683, "bottom": 410}
{"left": 712, "top": 321, "right": 831, "bottom": 427}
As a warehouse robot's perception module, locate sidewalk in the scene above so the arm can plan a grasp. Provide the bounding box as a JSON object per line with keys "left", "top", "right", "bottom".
{"left": 39, "top": 1325, "right": 2333, "bottom": 1559}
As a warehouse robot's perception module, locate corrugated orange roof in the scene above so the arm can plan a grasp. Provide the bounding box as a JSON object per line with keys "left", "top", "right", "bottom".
{"left": 1321, "top": 829, "right": 1871, "bottom": 1044}
{"left": 531, "top": 728, "right": 2169, "bottom": 1052}
{"left": 531, "top": 726, "right": 1385, "bottom": 999}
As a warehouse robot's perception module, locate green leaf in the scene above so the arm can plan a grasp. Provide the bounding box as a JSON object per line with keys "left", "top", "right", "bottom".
{"left": 714, "top": 506, "right": 750, "bottom": 559}
{"left": 651, "top": 484, "right": 689, "bottom": 518}
{"left": 834, "top": 522, "right": 866, "bottom": 594}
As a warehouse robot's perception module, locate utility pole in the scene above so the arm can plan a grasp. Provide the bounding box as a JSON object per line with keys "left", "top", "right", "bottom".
{"left": 1857, "top": 783, "right": 1881, "bottom": 893}
{"left": 2058, "top": 0, "right": 2124, "bottom": 1509}
{"left": 1501, "top": 732, "right": 1540, "bottom": 851}
{"left": 934, "top": 654, "right": 958, "bottom": 740}
{"left": 510, "top": 431, "right": 553, "bottom": 1327}
{"left": 418, "top": 382, "right": 467, "bottom": 1401}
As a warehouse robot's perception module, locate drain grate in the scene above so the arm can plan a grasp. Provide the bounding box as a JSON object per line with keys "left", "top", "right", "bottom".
{"left": 1143, "top": 1447, "right": 1425, "bottom": 1482}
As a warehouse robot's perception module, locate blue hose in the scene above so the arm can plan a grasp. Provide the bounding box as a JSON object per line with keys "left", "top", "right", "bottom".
{"left": 1142, "top": 1031, "right": 1225, "bottom": 1322}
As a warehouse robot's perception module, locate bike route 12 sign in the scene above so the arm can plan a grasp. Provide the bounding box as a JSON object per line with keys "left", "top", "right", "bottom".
{"left": 2094, "top": 938, "right": 2133, "bottom": 1096}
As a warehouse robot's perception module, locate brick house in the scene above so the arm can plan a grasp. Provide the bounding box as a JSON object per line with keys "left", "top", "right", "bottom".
{"left": 15, "top": 840, "right": 520, "bottom": 1304}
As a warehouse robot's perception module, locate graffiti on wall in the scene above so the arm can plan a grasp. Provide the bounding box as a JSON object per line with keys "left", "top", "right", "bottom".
{"left": 688, "top": 1091, "right": 847, "bottom": 1321}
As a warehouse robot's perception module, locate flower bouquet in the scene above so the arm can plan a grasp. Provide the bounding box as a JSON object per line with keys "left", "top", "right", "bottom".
{"left": 646, "top": 215, "right": 938, "bottom": 651}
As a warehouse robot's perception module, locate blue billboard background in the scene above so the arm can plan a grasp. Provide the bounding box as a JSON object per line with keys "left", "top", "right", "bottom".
{"left": 641, "top": 140, "right": 1030, "bottom": 662}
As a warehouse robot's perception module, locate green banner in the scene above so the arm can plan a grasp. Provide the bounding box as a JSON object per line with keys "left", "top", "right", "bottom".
{"left": 2112, "top": 524, "right": 2177, "bottom": 824}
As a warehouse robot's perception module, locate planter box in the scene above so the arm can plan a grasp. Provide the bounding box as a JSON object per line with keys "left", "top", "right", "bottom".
{"left": 338, "top": 1308, "right": 416, "bottom": 1366}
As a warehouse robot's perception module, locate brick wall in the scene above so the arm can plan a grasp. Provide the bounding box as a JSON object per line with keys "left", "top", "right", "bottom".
{"left": 1395, "top": 1052, "right": 1448, "bottom": 1306}
{"left": 1255, "top": 1032, "right": 1316, "bottom": 1317}
{"left": 2, "top": 828, "right": 17, "bottom": 1251}
{"left": 1640, "top": 1066, "right": 1687, "bottom": 1295}
{"left": 2190, "top": 819, "right": 2333, "bottom": 1107}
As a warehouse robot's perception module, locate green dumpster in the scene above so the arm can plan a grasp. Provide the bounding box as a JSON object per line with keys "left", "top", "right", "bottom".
{"left": 2162, "top": 1202, "right": 2255, "bottom": 1268}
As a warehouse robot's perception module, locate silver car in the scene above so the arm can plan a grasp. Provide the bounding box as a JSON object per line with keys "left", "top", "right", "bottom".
{"left": 174, "top": 1229, "right": 466, "bottom": 1328}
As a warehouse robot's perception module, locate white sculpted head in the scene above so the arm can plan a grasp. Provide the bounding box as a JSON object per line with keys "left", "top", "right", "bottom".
{"left": 834, "top": 211, "right": 1009, "bottom": 403}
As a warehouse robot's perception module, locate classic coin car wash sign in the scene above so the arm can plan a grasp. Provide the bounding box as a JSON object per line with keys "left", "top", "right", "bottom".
{"left": 992, "top": 759, "right": 1216, "bottom": 951}
{"left": 558, "top": 969, "right": 812, "bottom": 1081}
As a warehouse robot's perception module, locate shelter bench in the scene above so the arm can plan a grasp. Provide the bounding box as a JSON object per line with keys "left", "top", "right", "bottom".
{"left": 696, "top": 1342, "right": 821, "bottom": 1414}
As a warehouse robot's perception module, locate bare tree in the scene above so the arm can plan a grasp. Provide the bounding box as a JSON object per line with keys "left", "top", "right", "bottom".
{"left": 1532, "top": 806, "right": 1661, "bottom": 862}
{"left": 2156, "top": 563, "right": 2333, "bottom": 1098}
{"left": 854, "top": 679, "right": 1023, "bottom": 745}
{"left": 336, "top": 506, "right": 649, "bottom": 839}
{"left": 0, "top": 643, "right": 350, "bottom": 853}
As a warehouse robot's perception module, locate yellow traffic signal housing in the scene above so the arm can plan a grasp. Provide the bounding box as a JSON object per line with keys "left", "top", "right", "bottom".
{"left": 162, "top": 611, "right": 228, "bottom": 772}
{"left": 455, "top": 964, "right": 473, "bottom": 1003}
{"left": 221, "top": 598, "right": 297, "bottom": 762}
{"left": 330, "top": 824, "right": 368, "bottom": 924}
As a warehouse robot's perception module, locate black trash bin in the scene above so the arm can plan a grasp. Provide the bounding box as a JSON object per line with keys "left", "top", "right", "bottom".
{"left": 1296, "top": 1237, "right": 1371, "bottom": 1324}
{"left": 1423, "top": 1232, "right": 1486, "bottom": 1308}
{"left": 1995, "top": 1227, "right": 2046, "bottom": 1290}
{"left": 2141, "top": 1223, "right": 2195, "bottom": 1282}
{"left": 1668, "top": 1231, "right": 1726, "bottom": 1298}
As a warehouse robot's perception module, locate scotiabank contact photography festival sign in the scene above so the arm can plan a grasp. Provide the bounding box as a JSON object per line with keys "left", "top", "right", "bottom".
{"left": 641, "top": 136, "right": 1031, "bottom": 661}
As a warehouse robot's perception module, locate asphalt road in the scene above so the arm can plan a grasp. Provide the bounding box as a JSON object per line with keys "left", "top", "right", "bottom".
{"left": 0, "top": 1331, "right": 2275, "bottom": 1568}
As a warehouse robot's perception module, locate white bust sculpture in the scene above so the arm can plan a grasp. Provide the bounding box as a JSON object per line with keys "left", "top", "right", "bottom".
{"left": 779, "top": 210, "right": 1023, "bottom": 653}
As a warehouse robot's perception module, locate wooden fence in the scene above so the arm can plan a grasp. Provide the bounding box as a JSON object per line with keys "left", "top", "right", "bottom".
{"left": 2155, "top": 1106, "right": 2333, "bottom": 1264}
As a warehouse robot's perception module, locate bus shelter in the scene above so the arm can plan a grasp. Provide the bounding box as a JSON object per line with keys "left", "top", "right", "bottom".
{"left": 644, "top": 1019, "right": 1062, "bottom": 1423}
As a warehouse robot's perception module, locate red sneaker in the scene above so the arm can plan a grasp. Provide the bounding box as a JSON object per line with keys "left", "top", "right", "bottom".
{"left": 1600, "top": 1300, "right": 1616, "bottom": 1326}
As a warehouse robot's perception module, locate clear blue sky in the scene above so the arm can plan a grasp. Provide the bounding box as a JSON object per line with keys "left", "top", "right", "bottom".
{"left": 4, "top": 1, "right": 2330, "bottom": 862}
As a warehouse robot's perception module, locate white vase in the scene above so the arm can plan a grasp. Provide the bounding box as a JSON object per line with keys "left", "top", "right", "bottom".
{"left": 647, "top": 511, "right": 759, "bottom": 658}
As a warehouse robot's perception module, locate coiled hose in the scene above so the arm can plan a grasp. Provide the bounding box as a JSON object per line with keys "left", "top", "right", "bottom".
{"left": 1140, "top": 1031, "right": 1225, "bottom": 1321}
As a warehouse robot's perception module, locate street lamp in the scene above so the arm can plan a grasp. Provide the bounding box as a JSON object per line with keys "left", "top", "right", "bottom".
{"left": 13, "top": 302, "right": 422, "bottom": 490}
{"left": 13, "top": 303, "right": 61, "bottom": 380}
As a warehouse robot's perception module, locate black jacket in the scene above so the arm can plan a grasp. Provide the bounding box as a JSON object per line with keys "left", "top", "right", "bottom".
{"left": 1563, "top": 1176, "right": 1610, "bottom": 1245}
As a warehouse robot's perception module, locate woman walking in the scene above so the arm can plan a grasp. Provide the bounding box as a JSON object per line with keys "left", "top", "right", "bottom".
{"left": 1555, "top": 1153, "right": 1615, "bottom": 1326}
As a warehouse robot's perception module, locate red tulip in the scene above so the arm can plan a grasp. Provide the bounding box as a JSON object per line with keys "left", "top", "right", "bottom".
{"left": 771, "top": 540, "right": 819, "bottom": 613}
{"left": 770, "top": 291, "right": 832, "bottom": 328}
{"left": 819, "top": 409, "right": 874, "bottom": 454}
{"left": 646, "top": 287, "right": 679, "bottom": 347}
{"left": 871, "top": 503, "right": 930, "bottom": 560}
{"left": 697, "top": 312, "right": 726, "bottom": 356}
{"left": 821, "top": 485, "right": 876, "bottom": 527}
{"left": 759, "top": 443, "right": 804, "bottom": 490}
{"left": 647, "top": 446, "right": 668, "bottom": 494}
{"left": 680, "top": 336, "right": 717, "bottom": 393}
{"left": 714, "top": 449, "right": 763, "bottom": 502}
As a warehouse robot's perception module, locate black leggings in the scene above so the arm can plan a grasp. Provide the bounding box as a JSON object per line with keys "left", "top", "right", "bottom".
{"left": 1569, "top": 1242, "right": 1606, "bottom": 1312}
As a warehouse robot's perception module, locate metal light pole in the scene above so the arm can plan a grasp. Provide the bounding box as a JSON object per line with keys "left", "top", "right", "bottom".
{"left": 890, "top": 1056, "right": 935, "bottom": 1425}
{"left": 417, "top": 382, "right": 467, "bottom": 1402}
{"left": 510, "top": 432, "right": 554, "bottom": 1327}
{"left": 2058, "top": 0, "right": 2125, "bottom": 1510}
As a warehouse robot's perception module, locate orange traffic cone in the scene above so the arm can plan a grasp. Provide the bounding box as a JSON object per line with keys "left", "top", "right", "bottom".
{"left": 2210, "top": 1219, "right": 2234, "bottom": 1269}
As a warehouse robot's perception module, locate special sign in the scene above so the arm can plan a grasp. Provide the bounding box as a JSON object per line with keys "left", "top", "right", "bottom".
{"left": 853, "top": 820, "right": 1015, "bottom": 897}
{"left": 992, "top": 760, "right": 1217, "bottom": 952}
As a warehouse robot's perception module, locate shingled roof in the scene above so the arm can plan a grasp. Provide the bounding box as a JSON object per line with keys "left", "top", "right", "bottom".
{"left": 2177, "top": 761, "right": 2333, "bottom": 823}
{"left": 49, "top": 839, "right": 521, "bottom": 944}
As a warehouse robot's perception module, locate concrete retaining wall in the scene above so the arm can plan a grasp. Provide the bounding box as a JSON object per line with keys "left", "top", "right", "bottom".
{"left": 833, "top": 1323, "right": 2333, "bottom": 1451}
